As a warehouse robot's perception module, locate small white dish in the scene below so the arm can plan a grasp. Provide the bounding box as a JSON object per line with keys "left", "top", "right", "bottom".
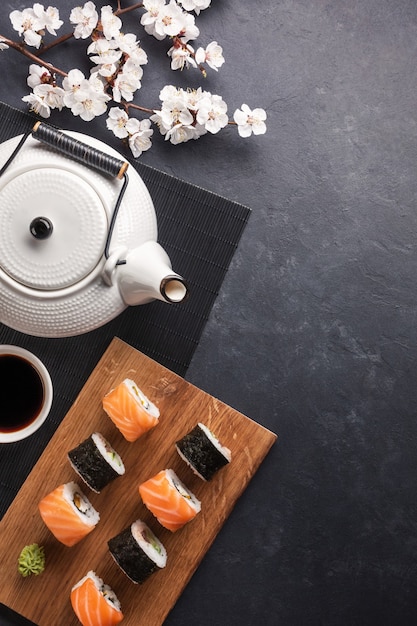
{"left": 0, "top": 345, "right": 53, "bottom": 443}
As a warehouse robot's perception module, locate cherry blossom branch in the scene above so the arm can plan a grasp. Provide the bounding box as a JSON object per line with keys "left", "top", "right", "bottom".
{"left": 0, "top": 35, "right": 67, "bottom": 77}
{"left": 40, "top": 2, "right": 144, "bottom": 53}
{"left": 39, "top": 31, "right": 74, "bottom": 54}
{"left": 107, "top": 93, "right": 239, "bottom": 123}
{"left": 124, "top": 102, "right": 154, "bottom": 115}
{"left": 116, "top": 2, "right": 144, "bottom": 17}
{"left": 0, "top": 1, "right": 267, "bottom": 159}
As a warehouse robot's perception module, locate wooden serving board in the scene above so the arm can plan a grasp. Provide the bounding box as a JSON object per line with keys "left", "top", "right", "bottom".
{"left": 0, "top": 338, "right": 277, "bottom": 626}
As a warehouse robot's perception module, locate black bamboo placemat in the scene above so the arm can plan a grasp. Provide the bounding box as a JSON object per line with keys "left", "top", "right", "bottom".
{"left": 0, "top": 101, "right": 250, "bottom": 521}
{"left": 0, "top": 101, "right": 250, "bottom": 375}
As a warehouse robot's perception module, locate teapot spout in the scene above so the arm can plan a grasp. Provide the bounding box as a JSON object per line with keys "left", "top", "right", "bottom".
{"left": 116, "top": 241, "right": 188, "bottom": 306}
{"left": 160, "top": 274, "right": 189, "bottom": 303}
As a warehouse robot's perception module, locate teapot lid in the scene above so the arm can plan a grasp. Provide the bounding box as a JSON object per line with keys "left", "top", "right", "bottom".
{"left": 0, "top": 166, "right": 108, "bottom": 290}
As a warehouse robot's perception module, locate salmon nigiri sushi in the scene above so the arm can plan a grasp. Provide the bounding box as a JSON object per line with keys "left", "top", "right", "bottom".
{"left": 38, "top": 482, "right": 99, "bottom": 547}
{"left": 102, "top": 379, "right": 159, "bottom": 442}
{"left": 71, "top": 571, "right": 123, "bottom": 626}
{"left": 138, "top": 469, "right": 201, "bottom": 532}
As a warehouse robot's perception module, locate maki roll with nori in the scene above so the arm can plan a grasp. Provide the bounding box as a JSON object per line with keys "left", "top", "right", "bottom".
{"left": 108, "top": 519, "right": 167, "bottom": 584}
{"left": 68, "top": 432, "right": 125, "bottom": 493}
{"left": 175, "top": 423, "right": 231, "bottom": 481}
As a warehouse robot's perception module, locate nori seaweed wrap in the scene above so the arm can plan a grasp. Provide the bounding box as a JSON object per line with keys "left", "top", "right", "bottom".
{"left": 108, "top": 520, "right": 167, "bottom": 584}
{"left": 68, "top": 432, "right": 125, "bottom": 493}
{"left": 175, "top": 422, "right": 231, "bottom": 481}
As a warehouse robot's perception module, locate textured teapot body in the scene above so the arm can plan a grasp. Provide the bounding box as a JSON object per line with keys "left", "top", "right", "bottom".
{"left": 0, "top": 130, "right": 187, "bottom": 338}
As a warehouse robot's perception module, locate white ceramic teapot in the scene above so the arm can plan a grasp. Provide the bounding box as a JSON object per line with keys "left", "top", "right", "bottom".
{"left": 0, "top": 123, "right": 188, "bottom": 337}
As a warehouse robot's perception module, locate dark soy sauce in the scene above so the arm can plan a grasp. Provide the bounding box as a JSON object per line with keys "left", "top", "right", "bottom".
{"left": 0, "top": 355, "right": 44, "bottom": 432}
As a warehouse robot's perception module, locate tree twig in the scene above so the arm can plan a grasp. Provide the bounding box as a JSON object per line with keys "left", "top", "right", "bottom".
{"left": 0, "top": 35, "right": 67, "bottom": 77}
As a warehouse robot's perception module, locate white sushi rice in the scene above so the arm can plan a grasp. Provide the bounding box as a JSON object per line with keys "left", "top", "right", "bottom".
{"left": 198, "top": 423, "right": 232, "bottom": 462}
{"left": 131, "top": 519, "right": 167, "bottom": 569}
{"left": 92, "top": 432, "right": 125, "bottom": 475}
{"left": 64, "top": 482, "right": 100, "bottom": 527}
{"left": 166, "top": 469, "right": 201, "bottom": 513}
{"left": 72, "top": 570, "right": 122, "bottom": 612}
{"left": 124, "top": 379, "right": 160, "bottom": 418}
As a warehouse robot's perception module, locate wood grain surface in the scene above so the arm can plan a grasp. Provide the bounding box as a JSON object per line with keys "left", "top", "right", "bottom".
{"left": 0, "top": 338, "right": 277, "bottom": 626}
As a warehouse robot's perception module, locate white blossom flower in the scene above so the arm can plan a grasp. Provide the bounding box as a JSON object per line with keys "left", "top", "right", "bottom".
{"left": 167, "top": 41, "right": 197, "bottom": 71}
{"left": 196, "top": 94, "right": 228, "bottom": 134}
{"left": 88, "top": 68, "right": 108, "bottom": 92}
{"left": 10, "top": 8, "right": 44, "bottom": 48}
{"left": 177, "top": 12, "right": 199, "bottom": 41}
{"left": 62, "top": 68, "right": 85, "bottom": 89}
{"left": 154, "top": 0, "right": 186, "bottom": 39}
{"left": 177, "top": 0, "right": 211, "bottom": 15}
{"left": 165, "top": 123, "right": 200, "bottom": 144}
{"left": 9, "top": 8, "right": 34, "bottom": 34}
{"left": 10, "top": 4, "right": 62, "bottom": 46}
{"left": 87, "top": 38, "right": 122, "bottom": 64}
{"left": 27, "top": 63, "right": 52, "bottom": 88}
{"left": 24, "top": 29, "right": 42, "bottom": 48}
{"left": 159, "top": 89, "right": 193, "bottom": 128}
{"left": 159, "top": 84, "right": 179, "bottom": 101}
{"left": 184, "top": 87, "right": 206, "bottom": 111}
{"left": 70, "top": 88, "right": 109, "bottom": 121}
{"left": 66, "top": 75, "right": 110, "bottom": 121}
{"left": 22, "top": 89, "right": 51, "bottom": 118}
{"left": 106, "top": 106, "right": 129, "bottom": 138}
{"left": 22, "top": 81, "right": 64, "bottom": 117}
{"left": 150, "top": 108, "right": 193, "bottom": 141}
{"left": 33, "top": 82, "right": 65, "bottom": 110}
{"left": 112, "top": 66, "right": 143, "bottom": 102}
{"left": 70, "top": 1, "right": 98, "bottom": 39}
{"left": 97, "top": 62, "right": 117, "bottom": 78}
{"left": 123, "top": 57, "right": 144, "bottom": 81}
{"left": 195, "top": 41, "right": 224, "bottom": 71}
{"left": 62, "top": 68, "right": 87, "bottom": 107}
{"left": 106, "top": 108, "right": 153, "bottom": 156}
{"left": 167, "top": 104, "right": 194, "bottom": 128}
{"left": 233, "top": 104, "right": 267, "bottom": 137}
{"left": 141, "top": 0, "right": 166, "bottom": 40}
{"left": 126, "top": 118, "right": 153, "bottom": 157}
{"left": 0, "top": 40, "right": 9, "bottom": 51}
{"left": 35, "top": 4, "right": 63, "bottom": 36}
{"left": 100, "top": 5, "right": 122, "bottom": 40}
{"left": 149, "top": 109, "right": 166, "bottom": 134}
{"left": 115, "top": 32, "right": 148, "bottom": 66}
{"left": 87, "top": 37, "right": 122, "bottom": 77}
{"left": 151, "top": 85, "right": 206, "bottom": 144}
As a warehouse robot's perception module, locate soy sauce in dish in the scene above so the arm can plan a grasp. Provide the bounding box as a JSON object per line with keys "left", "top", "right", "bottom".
{"left": 0, "top": 354, "right": 44, "bottom": 432}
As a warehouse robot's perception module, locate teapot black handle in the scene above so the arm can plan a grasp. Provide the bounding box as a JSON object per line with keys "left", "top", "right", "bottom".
{"left": 32, "top": 121, "right": 129, "bottom": 180}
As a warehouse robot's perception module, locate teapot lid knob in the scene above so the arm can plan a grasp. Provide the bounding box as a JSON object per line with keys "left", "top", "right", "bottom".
{"left": 30, "top": 216, "right": 53, "bottom": 240}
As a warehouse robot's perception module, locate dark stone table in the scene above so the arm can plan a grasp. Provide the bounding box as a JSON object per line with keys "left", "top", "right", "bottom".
{"left": 1, "top": 1, "right": 417, "bottom": 624}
